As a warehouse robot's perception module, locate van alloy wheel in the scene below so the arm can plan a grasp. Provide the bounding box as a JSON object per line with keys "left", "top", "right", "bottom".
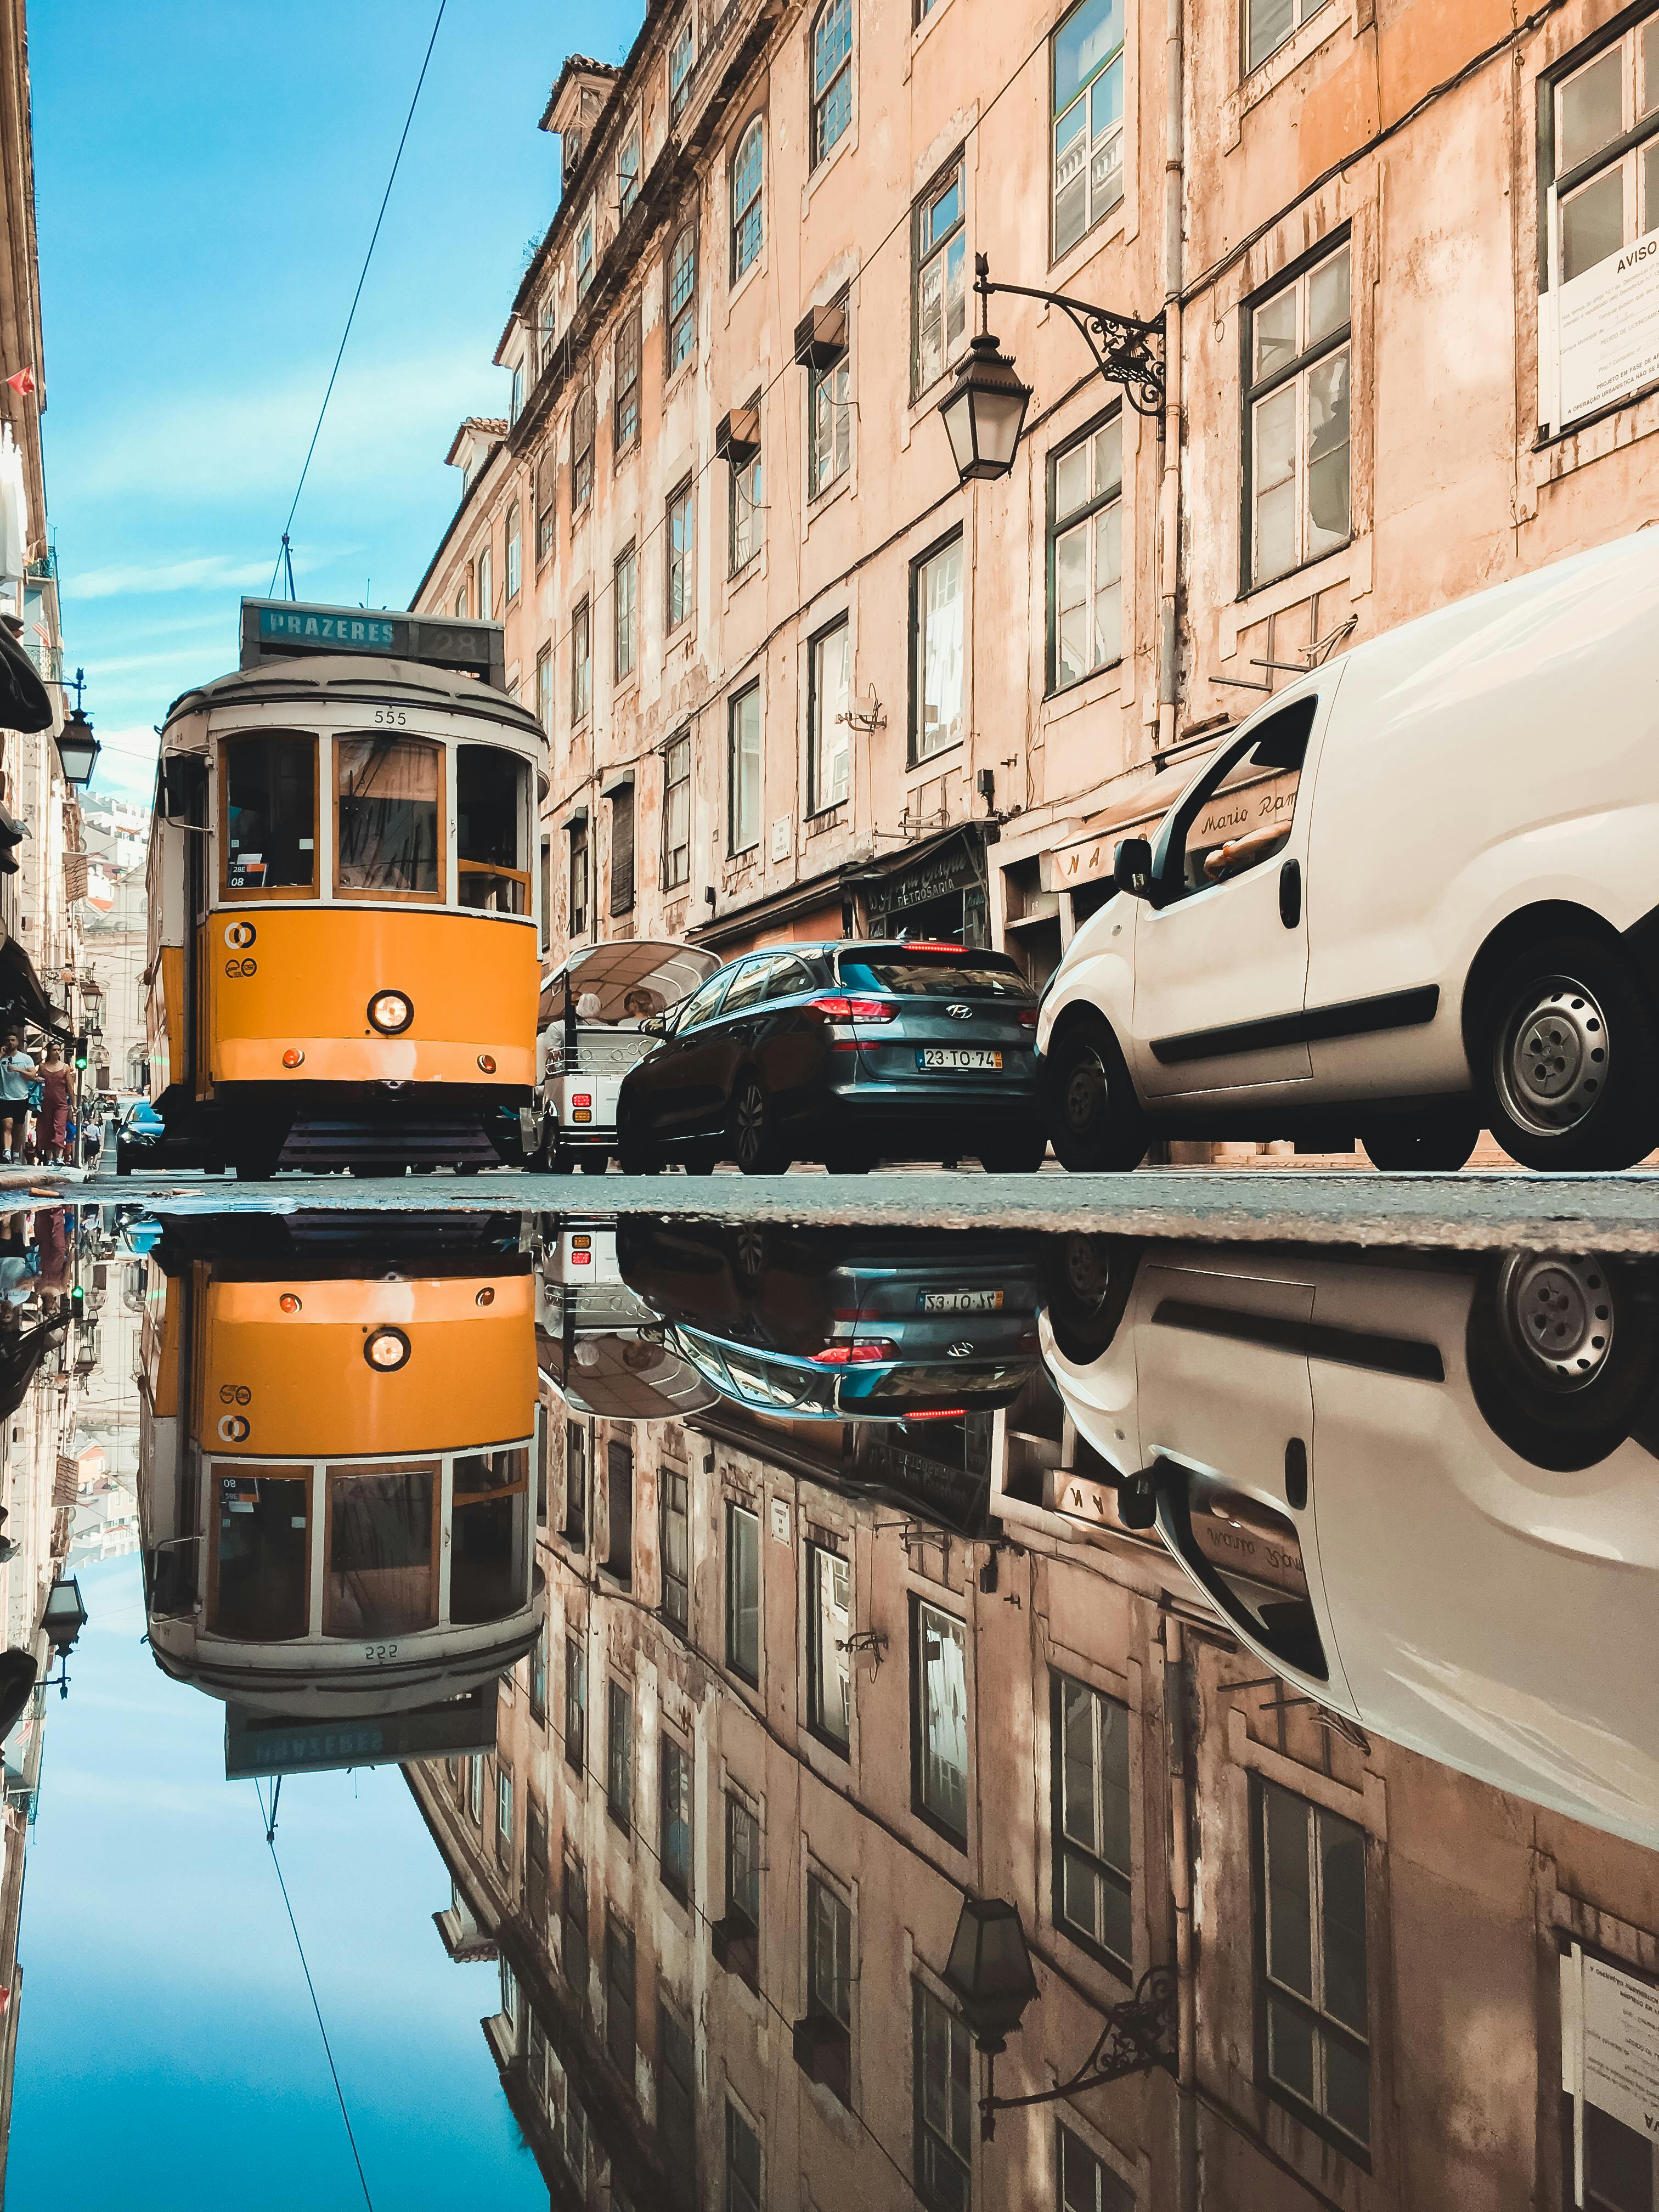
{"left": 1480, "top": 935, "right": 1658, "bottom": 1171}
{"left": 1494, "top": 976, "right": 1611, "bottom": 1137}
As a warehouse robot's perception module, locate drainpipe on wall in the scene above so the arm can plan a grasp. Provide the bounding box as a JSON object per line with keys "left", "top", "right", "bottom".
{"left": 1163, "top": 1609, "right": 1199, "bottom": 2212}
{"left": 1156, "top": 0, "right": 1186, "bottom": 753}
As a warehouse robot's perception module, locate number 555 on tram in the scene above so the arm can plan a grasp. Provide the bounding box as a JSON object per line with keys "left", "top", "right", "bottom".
{"left": 142, "top": 601, "right": 548, "bottom": 1177}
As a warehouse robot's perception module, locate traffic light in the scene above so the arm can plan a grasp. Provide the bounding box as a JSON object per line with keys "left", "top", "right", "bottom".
{"left": 73, "top": 1035, "right": 87, "bottom": 1071}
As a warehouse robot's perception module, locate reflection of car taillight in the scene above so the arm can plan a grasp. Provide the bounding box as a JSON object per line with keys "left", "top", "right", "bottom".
{"left": 808, "top": 997, "right": 898, "bottom": 1022}
{"left": 571, "top": 1251, "right": 592, "bottom": 1266}
{"left": 811, "top": 1340, "right": 899, "bottom": 1364}
{"left": 901, "top": 1407, "right": 966, "bottom": 1421}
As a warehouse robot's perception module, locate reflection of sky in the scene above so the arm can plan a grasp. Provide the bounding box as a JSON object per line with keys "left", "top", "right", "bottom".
{"left": 8, "top": 1555, "right": 541, "bottom": 2211}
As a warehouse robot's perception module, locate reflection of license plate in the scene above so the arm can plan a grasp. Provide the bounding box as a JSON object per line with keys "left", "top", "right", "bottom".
{"left": 922, "top": 1289, "right": 1003, "bottom": 1313}
{"left": 919, "top": 1048, "right": 1002, "bottom": 1070}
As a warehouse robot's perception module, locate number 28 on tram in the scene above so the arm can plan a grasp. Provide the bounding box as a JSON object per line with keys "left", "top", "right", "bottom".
{"left": 144, "top": 604, "right": 548, "bottom": 1176}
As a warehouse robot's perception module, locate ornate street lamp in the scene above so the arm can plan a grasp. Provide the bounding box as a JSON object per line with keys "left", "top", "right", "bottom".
{"left": 939, "top": 255, "right": 1166, "bottom": 489}
{"left": 943, "top": 1893, "right": 1177, "bottom": 2139}
{"left": 54, "top": 706, "right": 100, "bottom": 789}
{"left": 41, "top": 1574, "right": 88, "bottom": 1699}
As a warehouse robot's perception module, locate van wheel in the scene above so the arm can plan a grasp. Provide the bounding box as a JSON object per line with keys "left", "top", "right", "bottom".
{"left": 1043, "top": 1234, "right": 1141, "bottom": 1364}
{"left": 1361, "top": 1109, "right": 1480, "bottom": 1172}
{"left": 1466, "top": 1250, "right": 1659, "bottom": 1470}
{"left": 1481, "top": 935, "right": 1658, "bottom": 1170}
{"left": 1044, "top": 1013, "right": 1147, "bottom": 1172}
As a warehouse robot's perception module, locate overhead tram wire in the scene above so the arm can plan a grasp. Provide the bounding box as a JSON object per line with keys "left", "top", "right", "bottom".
{"left": 267, "top": 0, "right": 449, "bottom": 600}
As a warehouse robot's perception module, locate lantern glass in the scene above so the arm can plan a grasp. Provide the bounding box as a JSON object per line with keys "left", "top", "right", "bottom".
{"left": 42, "top": 1575, "right": 87, "bottom": 1652}
{"left": 943, "top": 1895, "right": 1039, "bottom": 2051}
{"left": 54, "top": 711, "right": 99, "bottom": 788}
{"left": 938, "top": 333, "right": 1031, "bottom": 486}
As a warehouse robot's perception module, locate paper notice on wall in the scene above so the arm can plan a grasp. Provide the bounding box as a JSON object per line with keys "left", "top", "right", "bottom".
{"left": 1553, "top": 225, "right": 1659, "bottom": 430}
{"left": 1582, "top": 1953, "right": 1659, "bottom": 2138}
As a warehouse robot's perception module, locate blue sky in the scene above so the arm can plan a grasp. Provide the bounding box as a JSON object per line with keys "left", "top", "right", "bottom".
{"left": 30, "top": 0, "right": 641, "bottom": 803}
{"left": 8, "top": 1551, "right": 545, "bottom": 2210}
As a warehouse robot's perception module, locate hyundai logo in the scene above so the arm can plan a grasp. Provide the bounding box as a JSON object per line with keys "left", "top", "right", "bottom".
{"left": 946, "top": 1003, "right": 973, "bottom": 1020}
{"left": 948, "top": 1341, "right": 974, "bottom": 1358}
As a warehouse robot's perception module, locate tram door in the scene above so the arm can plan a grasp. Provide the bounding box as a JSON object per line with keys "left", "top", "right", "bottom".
{"left": 163, "top": 755, "right": 210, "bottom": 1097}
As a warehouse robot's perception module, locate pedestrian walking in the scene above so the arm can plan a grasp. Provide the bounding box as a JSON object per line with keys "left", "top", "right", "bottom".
{"left": 0, "top": 1031, "right": 35, "bottom": 1165}
{"left": 36, "top": 1045, "right": 70, "bottom": 1165}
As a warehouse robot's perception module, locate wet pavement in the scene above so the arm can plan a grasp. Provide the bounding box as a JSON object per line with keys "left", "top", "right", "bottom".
{"left": 2, "top": 1190, "right": 1657, "bottom": 2209}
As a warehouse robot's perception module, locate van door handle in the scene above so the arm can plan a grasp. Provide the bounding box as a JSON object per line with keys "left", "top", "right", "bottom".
{"left": 1278, "top": 859, "right": 1301, "bottom": 929}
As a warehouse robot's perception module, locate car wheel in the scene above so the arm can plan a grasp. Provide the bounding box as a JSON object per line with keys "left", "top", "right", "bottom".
{"left": 1360, "top": 1108, "right": 1481, "bottom": 1172}
{"left": 1465, "top": 1249, "right": 1659, "bottom": 1470}
{"left": 729, "top": 1074, "right": 788, "bottom": 1175}
{"left": 1044, "top": 1013, "right": 1148, "bottom": 1172}
{"left": 1042, "top": 1233, "right": 1142, "bottom": 1364}
{"left": 733, "top": 1225, "right": 768, "bottom": 1293}
{"left": 979, "top": 1127, "right": 1047, "bottom": 1174}
{"left": 1480, "top": 935, "right": 1658, "bottom": 1170}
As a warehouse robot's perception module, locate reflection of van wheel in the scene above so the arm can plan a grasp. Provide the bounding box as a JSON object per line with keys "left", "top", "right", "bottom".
{"left": 1466, "top": 1250, "right": 1659, "bottom": 1470}
{"left": 1361, "top": 1109, "right": 1480, "bottom": 1172}
{"left": 1043, "top": 1233, "right": 1142, "bottom": 1364}
{"left": 1045, "top": 1013, "right": 1147, "bottom": 1172}
{"left": 1480, "top": 935, "right": 1658, "bottom": 1170}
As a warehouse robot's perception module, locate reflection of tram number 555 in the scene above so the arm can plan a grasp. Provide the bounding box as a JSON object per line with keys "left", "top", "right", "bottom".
{"left": 363, "top": 1643, "right": 399, "bottom": 1663}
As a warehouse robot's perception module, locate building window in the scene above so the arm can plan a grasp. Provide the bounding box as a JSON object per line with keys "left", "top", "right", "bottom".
{"left": 911, "top": 531, "right": 964, "bottom": 763}
{"left": 809, "top": 332, "right": 851, "bottom": 499}
{"left": 913, "top": 1980, "right": 972, "bottom": 2212}
{"left": 477, "top": 544, "right": 494, "bottom": 622}
{"left": 669, "top": 16, "right": 695, "bottom": 120}
{"left": 562, "top": 1854, "right": 589, "bottom": 2001}
{"left": 572, "top": 386, "right": 596, "bottom": 511}
{"left": 539, "top": 291, "right": 557, "bottom": 373}
{"left": 565, "top": 1420, "right": 588, "bottom": 1548}
{"left": 526, "top": 1797, "right": 548, "bottom": 1925}
{"left": 726, "top": 1793, "right": 761, "bottom": 1947}
{"left": 667, "top": 479, "right": 696, "bottom": 630}
{"left": 807, "top": 619, "right": 851, "bottom": 816}
{"left": 571, "top": 597, "right": 592, "bottom": 725}
{"left": 811, "top": 0, "right": 853, "bottom": 164}
{"left": 659, "top": 2003, "right": 697, "bottom": 2190}
{"left": 505, "top": 501, "right": 522, "bottom": 600}
{"left": 913, "top": 156, "right": 967, "bottom": 397}
{"left": 667, "top": 221, "right": 698, "bottom": 371}
{"left": 1053, "top": 1672, "right": 1131, "bottom": 1971}
{"left": 605, "top": 1911, "right": 636, "bottom": 2073}
{"left": 1246, "top": 0, "right": 1326, "bottom": 74}
{"left": 1058, "top": 2122, "right": 1134, "bottom": 2212}
{"left": 1245, "top": 238, "right": 1350, "bottom": 591}
{"left": 730, "top": 117, "right": 765, "bottom": 280}
{"left": 564, "top": 1635, "right": 586, "bottom": 1775}
{"left": 1048, "top": 411, "right": 1122, "bottom": 691}
{"left": 805, "top": 1872, "right": 853, "bottom": 2104}
{"left": 569, "top": 820, "right": 589, "bottom": 934}
{"left": 496, "top": 1763, "right": 514, "bottom": 1866}
{"left": 614, "top": 543, "right": 637, "bottom": 681}
{"left": 661, "top": 1466, "right": 690, "bottom": 1630}
{"left": 1053, "top": 0, "right": 1124, "bottom": 258}
{"left": 663, "top": 731, "right": 691, "bottom": 890}
{"left": 726, "top": 1502, "right": 760, "bottom": 1681}
{"left": 576, "top": 215, "right": 595, "bottom": 300}
{"left": 468, "top": 1752, "right": 484, "bottom": 1824}
{"left": 727, "top": 685, "right": 761, "bottom": 856}
{"left": 607, "top": 1679, "right": 633, "bottom": 1832}
{"left": 535, "top": 643, "right": 553, "bottom": 735}
{"left": 614, "top": 305, "right": 641, "bottom": 452}
{"left": 726, "top": 2103, "right": 762, "bottom": 2212}
{"left": 535, "top": 458, "right": 556, "bottom": 567}
{"left": 455, "top": 585, "right": 467, "bottom": 620}
{"left": 500, "top": 1955, "right": 519, "bottom": 2033}
{"left": 510, "top": 359, "right": 524, "bottom": 424}
{"left": 610, "top": 782, "right": 635, "bottom": 916}
{"left": 912, "top": 1598, "right": 968, "bottom": 1844}
{"left": 1256, "top": 1779, "right": 1370, "bottom": 2151}
{"left": 605, "top": 1437, "right": 633, "bottom": 1582}
{"left": 661, "top": 1733, "right": 692, "bottom": 1902}
{"left": 529, "top": 1628, "right": 547, "bottom": 1723}
{"left": 805, "top": 1541, "right": 851, "bottom": 1747}
{"left": 730, "top": 432, "right": 764, "bottom": 574}
{"left": 618, "top": 127, "right": 641, "bottom": 217}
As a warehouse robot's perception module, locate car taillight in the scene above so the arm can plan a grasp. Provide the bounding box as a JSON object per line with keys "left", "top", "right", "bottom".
{"left": 1018, "top": 1008, "right": 1039, "bottom": 1028}
{"left": 904, "top": 941, "right": 965, "bottom": 953}
{"left": 572, "top": 1092, "right": 592, "bottom": 1107}
{"left": 811, "top": 1340, "right": 899, "bottom": 1364}
{"left": 810, "top": 997, "right": 898, "bottom": 1023}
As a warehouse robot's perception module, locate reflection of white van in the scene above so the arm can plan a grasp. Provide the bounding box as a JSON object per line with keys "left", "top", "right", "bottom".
{"left": 1038, "top": 1236, "right": 1659, "bottom": 1849}
{"left": 1038, "top": 529, "right": 1659, "bottom": 1171}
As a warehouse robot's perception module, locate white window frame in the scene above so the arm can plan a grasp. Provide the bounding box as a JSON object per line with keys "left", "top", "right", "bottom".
{"left": 1051, "top": 0, "right": 1125, "bottom": 261}
{"left": 1047, "top": 409, "right": 1123, "bottom": 693}
{"left": 1244, "top": 238, "right": 1351, "bottom": 592}
{"left": 912, "top": 155, "right": 968, "bottom": 399}
{"left": 1245, "top": 0, "right": 1328, "bottom": 77}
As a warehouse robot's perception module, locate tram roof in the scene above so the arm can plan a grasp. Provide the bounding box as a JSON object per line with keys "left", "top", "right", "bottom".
{"left": 160, "top": 654, "right": 545, "bottom": 743}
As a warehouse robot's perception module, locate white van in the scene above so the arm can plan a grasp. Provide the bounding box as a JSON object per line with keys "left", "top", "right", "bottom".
{"left": 1036, "top": 1236, "right": 1659, "bottom": 1851}
{"left": 1037, "top": 528, "right": 1659, "bottom": 1171}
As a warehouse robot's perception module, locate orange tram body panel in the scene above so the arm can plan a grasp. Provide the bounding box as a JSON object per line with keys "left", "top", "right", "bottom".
{"left": 140, "top": 606, "right": 547, "bottom": 1176}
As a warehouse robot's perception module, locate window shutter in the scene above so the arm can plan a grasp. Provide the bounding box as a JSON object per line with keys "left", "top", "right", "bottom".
{"left": 610, "top": 784, "right": 635, "bottom": 914}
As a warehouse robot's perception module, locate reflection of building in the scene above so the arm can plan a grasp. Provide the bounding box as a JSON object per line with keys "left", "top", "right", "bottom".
{"left": 410, "top": 1244, "right": 1659, "bottom": 2212}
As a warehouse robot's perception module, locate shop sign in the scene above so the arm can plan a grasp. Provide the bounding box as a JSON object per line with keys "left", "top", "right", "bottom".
{"left": 1042, "top": 818, "right": 1158, "bottom": 892}
{"left": 882, "top": 838, "right": 981, "bottom": 913}
{"left": 1543, "top": 222, "right": 1659, "bottom": 431}
{"left": 1188, "top": 768, "right": 1300, "bottom": 854}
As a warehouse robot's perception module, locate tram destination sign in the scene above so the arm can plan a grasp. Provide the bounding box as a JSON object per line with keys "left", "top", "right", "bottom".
{"left": 239, "top": 597, "right": 506, "bottom": 689}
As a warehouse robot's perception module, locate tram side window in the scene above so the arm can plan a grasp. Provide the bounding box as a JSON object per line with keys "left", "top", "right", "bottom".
{"left": 323, "top": 1462, "right": 439, "bottom": 1636}
{"left": 208, "top": 1469, "right": 309, "bottom": 1641}
{"left": 335, "top": 736, "right": 442, "bottom": 896}
{"left": 222, "top": 735, "right": 317, "bottom": 894}
{"left": 457, "top": 746, "right": 530, "bottom": 916}
{"left": 452, "top": 1446, "right": 529, "bottom": 1624}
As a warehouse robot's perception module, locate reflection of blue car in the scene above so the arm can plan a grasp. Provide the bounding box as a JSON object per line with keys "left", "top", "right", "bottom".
{"left": 665, "top": 1322, "right": 1036, "bottom": 1423}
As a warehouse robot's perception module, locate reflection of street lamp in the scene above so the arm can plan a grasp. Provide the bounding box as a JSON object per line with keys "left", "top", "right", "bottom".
{"left": 943, "top": 1894, "right": 1177, "bottom": 2139}
{"left": 41, "top": 1575, "right": 87, "bottom": 1700}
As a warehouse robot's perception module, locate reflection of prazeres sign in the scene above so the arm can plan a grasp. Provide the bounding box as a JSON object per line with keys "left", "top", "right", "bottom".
{"left": 1543, "top": 223, "right": 1659, "bottom": 431}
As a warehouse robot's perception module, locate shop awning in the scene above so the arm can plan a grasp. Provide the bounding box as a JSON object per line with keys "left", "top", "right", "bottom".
{"left": 1040, "top": 742, "right": 1225, "bottom": 892}
{"left": 0, "top": 936, "right": 70, "bottom": 1040}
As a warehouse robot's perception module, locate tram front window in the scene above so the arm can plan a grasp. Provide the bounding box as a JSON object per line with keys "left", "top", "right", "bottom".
{"left": 457, "top": 746, "right": 529, "bottom": 915}
{"left": 335, "top": 736, "right": 441, "bottom": 896}
{"left": 208, "top": 1469, "right": 309, "bottom": 1641}
{"left": 323, "top": 1462, "right": 439, "bottom": 1636}
{"left": 222, "top": 734, "right": 316, "bottom": 894}
{"left": 450, "top": 1447, "right": 527, "bottom": 1624}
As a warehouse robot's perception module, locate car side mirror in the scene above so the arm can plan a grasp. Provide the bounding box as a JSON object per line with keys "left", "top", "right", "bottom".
{"left": 1114, "top": 836, "right": 1155, "bottom": 900}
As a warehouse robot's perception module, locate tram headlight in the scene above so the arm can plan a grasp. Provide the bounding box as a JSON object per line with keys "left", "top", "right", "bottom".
{"left": 368, "top": 990, "right": 414, "bottom": 1036}
{"left": 364, "top": 1327, "right": 411, "bottom": 1372}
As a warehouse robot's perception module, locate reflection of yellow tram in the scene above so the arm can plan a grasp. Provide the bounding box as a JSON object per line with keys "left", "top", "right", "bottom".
{"left": 137, "top": 1216, "right": 544, "bottom": 1727}
{"left": 142, "top": 599, "right": 547, "bottom": 1176}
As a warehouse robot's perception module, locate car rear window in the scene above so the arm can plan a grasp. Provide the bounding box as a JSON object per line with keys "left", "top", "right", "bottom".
{"left": 836, "top": 954, "right": 1031, "bottom": 1000}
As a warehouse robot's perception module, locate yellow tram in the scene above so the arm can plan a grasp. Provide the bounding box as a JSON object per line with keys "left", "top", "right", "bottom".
{"left": 137, "top": 1212, "right": 544, "bottom": 1740}
{"left": 142, "top": 599, "right": 547, "bottom": 1176}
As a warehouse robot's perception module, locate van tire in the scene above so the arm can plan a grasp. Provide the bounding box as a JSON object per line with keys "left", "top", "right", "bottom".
{"left": 1043, "top": 1233, "right": 1141, "bottom": 1364}
{"left": 1044, "top": 1013, "right": 1148, "bottom": 1172}
{"left": 1465, "top": 1250, "right": 1659, "bottom": 1470}
{"left": 1480, "top": 935, "right": 1658, "bottom": 1170}
{"left": 1360, "top": 1109, "right": 1480, "bottom": 1172}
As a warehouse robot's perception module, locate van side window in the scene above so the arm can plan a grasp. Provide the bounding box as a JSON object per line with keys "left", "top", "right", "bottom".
{"left": 1167, "top": 696, "right": 1317, "bottom": 898}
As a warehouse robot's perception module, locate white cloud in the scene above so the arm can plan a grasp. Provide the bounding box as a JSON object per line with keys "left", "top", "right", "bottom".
{"left": 66, "top": 553, "right": 278, "bottom": 601}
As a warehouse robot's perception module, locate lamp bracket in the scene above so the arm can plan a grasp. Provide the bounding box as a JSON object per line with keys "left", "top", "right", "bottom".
{"left": 974, "top": 255, "right": 1165, "bottom": 418}
{"left": 979, "top": 1963, "right": 1177, "bottom": 2138}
